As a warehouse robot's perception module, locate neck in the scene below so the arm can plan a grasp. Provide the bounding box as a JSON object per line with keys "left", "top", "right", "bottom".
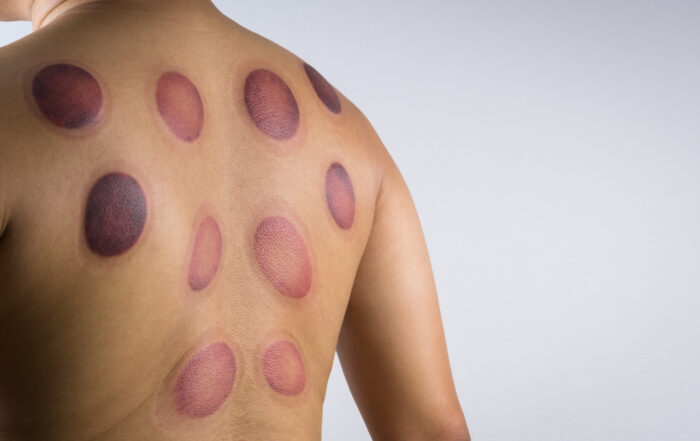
{"left": 29, "top": 0, "right": 213, "bottom": 30}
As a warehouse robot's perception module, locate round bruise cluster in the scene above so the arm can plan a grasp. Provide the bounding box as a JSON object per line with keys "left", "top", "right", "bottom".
{"left": 244, "top": 69, "right": 299, "bottom": 140}
{"left": 242, "top": 64, "right": 352, "bottom": 398}
{"left": 188, "top": 216, "right": 223, "bottom": 291}
{"left": 303, "top": 63, "right": 341, "bottom": 114}
{"left": 173, "top": 342, "right": 237, "bottom": 418}
{"left": 31, "top": 63, "right": 103, "bottom": 129}
{"left": 325, "top": 162, "right": 355, "bottom": 229}
{"left": 262, "top": 340, "right": 306, "bottom": 396}
{"left": 156, "top": 71, "right": 204, "bottom": 142}
{"left": 253, "top": 216, "right": 312, "bottom": 299}
{"left": 31, "top": 60, "right": 354, "bottom": 414}
{"left": 84, "top": 172, "right": 147, "bottom": 257}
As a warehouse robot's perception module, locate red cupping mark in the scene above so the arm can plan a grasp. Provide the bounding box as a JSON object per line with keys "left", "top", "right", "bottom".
{"left": 253, "top": 216, "right": 311, "bottom": 298}
{"left": 156, "top": 71, "right": 204, "bottom": 142}
{"left": 325, "top": 163, "right": 355, "bottom": 229}
{"left": 188, "top": 216, "right": 222, "bottom": 291}
{"left": 244, "top": 69, "right": 299, "bottom": 140}
{"left": 303, "top": 63, "right": 341, "bottom": 114}
{"left": 174, "top": 342, "right": 237, "bottom": 418}
{"left": 31, "top": 63, "right": 103, "bottom": 129}
{"left": 262, "top": 340, "right": 306, "bottom": 396}
{"left": 84, "top": 173, "right": 147, "bottom": 257}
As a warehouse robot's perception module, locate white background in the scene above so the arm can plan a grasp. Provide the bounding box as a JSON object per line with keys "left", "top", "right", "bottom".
{"left": 2, "top": 1, "right": 700, "bottom": 440}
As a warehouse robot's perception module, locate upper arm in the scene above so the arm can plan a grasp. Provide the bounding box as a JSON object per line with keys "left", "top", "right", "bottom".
{"left": 337, "top": 149, "right": 469, "bottom": 441}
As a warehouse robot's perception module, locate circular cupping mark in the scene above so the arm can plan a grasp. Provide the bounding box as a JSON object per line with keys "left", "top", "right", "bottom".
{"left": 253, "top": 216, "right": 311, "bottom": 299}
{"left": 31, "top": 63, "right": 103, "bottom": 129}
{"left": 84, "top": 173, "right": 147, "bottom": 257}
{"left": 156, "top": 71, "right": 204, "bottom": 142}
{"left": 188, "top": 216, "right": 222, "bottom": 291}
{"left": 244, "top": 69, "right": 299, "bottom": 140}
{"left": 174, "top": 342, "right": 237, "bottom": 418}
{"left": 325, "top": 163, "right": 355, "bottom": 229}
{"left": 262, "top": 340, "right": 306, "bottom": 396}
{"left": 303, "top": 63, "right": 341, "bottom": 114}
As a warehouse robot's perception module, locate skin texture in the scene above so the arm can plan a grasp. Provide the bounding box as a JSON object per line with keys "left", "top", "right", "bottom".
{"left": 173, "top": 342, "right": 237, "bottom": 418}
{"left": 244, "top": 69, "right": 299, "bottom": 140}
{"left": 31, "top": 63, "right": 102, "bottom": 129}
{"left": 84, "top": 172, "right": 147, "bottom": 257}
{"left": 337, "top": 160, "right": 469, "bottom": 441}
{"left": 0, "top": 1, "right": 469, "bottom": 440}
{"left": 325, "top": 162, "right": 355, "bottom": 229}
{"left": 156, "top": 71, "right": 204, "bottom": 142}
{"left": 188, "top": 216, "right": 222, "bottom": 291}
{"left": 253, "top": 216, "right": 312, "bottom": 299}
{"left": 303, "top": 63, "right": 341, "bottom": 114}
{"left": 262, "top": 340, "right": 306, "bottom": 396}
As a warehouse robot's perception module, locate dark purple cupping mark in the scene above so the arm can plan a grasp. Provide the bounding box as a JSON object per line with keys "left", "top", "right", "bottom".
{"left": 325, "top": 163, "right": 355, "bottom": 229}
{"left": 244, "top": 69, "right": 299, "bottom": 140}
{"left": 31, "top": 63, "right": 103, "bottom": 129}
{"left": 303, "top": 63, "right": 341, "bottom": 114}
{"left": 156, "top": 71, "right": 204, "bottom": 142}
{"left": 84, "top": 173, "right": 147, "bottom": 257}
{"left": 174, "top": 342, "right": 237, "bottom": 418}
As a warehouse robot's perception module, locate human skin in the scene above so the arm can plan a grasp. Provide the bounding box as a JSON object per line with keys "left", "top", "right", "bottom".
{"left": 188, "top": 216, "right": 222, "bottom": 291}
{"left": 156, "top": 71, "right": 204, "bottom": 142}
{"left": 0, "top": 1, "right": 469, "bottom": 440}
{"left": 32, "top": 63, "right": 103, "bottom": 129}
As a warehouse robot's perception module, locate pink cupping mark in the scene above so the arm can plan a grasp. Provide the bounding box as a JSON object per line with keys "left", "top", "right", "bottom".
{"left": 253, "top": 216, "right": 312, "bottom": 298}
{"left": 188, "top": 216, "right": 222, "bottom": 291}
{"left": 262, "top": 340, "right": 306, "bottom": 396}
{"left": 156, "top": 71, "right": 204, "bottom": 142}
{"left": 174, "top": 342, "right": 237, "bottom": 418}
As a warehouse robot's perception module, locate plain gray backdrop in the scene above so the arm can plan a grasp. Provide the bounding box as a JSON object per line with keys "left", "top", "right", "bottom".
{"left": 2, "top": 1, "right": 699, "bottom": 440}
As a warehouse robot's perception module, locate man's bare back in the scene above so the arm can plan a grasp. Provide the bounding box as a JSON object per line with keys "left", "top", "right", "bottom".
{"left": 0, "top": 1, "right": 469, "bottom": 440}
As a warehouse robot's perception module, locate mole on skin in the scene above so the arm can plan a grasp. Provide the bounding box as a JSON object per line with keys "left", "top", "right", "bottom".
{"left": 325, "top": 163, "right": 355, "bottom": 229}
{"left": 303, "top": 63, "right": 341, "bottom": 114}
{"left": 262, "top": 340, "right": 306, "bottom": 396}
{"left": 84, "top": 172, "right": 147, "bottom": 257}
{"left": 156, "top": 71, "right": 204, "bottom": 142}
{"left": 188, "top": 216, "right": 222, "bottom": 291}
{"left": 253, "top": 216, "right": 312, "bottom": 299}
{"left": 31, "top": 63, "right": 103, "bottom": 129}
{"left": 244, "top": 69, "right": 299, "bottom": 140}
{"left": 174, "top": 342, "right": 237, "bottom": 418}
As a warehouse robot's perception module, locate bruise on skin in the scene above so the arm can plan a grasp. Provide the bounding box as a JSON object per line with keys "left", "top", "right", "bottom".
{"left": 244, "top": 69, "right": 299, "bottom": 140}
{"left": 253, "top": 216, "right": 311, "bottom": 299}
{"left": 188, "top": 216, "right": 222, "bottom": 291}
{"left": 174, "top": 342, "right": 237, "bottom": 418}
{"left": 325, "top": 163, "right": 355, "bottom": 229}
{"left": 303, "top": 63, "right": 341, "bottom": 114}
{"left": 262, "top": 340, "right": 306, "bottom": 396}
{"left": 31, "top": 63, "right": 103, "bottom": 129}
{"left": 156, "top": 71, "right": 204, "bottom": 142}
{"left": 84, "top": 172, "right": 147, "bottom": 257}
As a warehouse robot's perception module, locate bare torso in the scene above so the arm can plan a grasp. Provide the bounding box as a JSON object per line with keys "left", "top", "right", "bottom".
{"left": 0, "top": 3, "right": 381, "bottom": 440}
{"left": 0, "top": 2, "right": 469, "bottom": 441}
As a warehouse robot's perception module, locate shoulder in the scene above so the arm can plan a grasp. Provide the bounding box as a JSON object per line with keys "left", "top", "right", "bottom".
{"left": 239, "top": 25, "right": 391, "bottom": 202}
